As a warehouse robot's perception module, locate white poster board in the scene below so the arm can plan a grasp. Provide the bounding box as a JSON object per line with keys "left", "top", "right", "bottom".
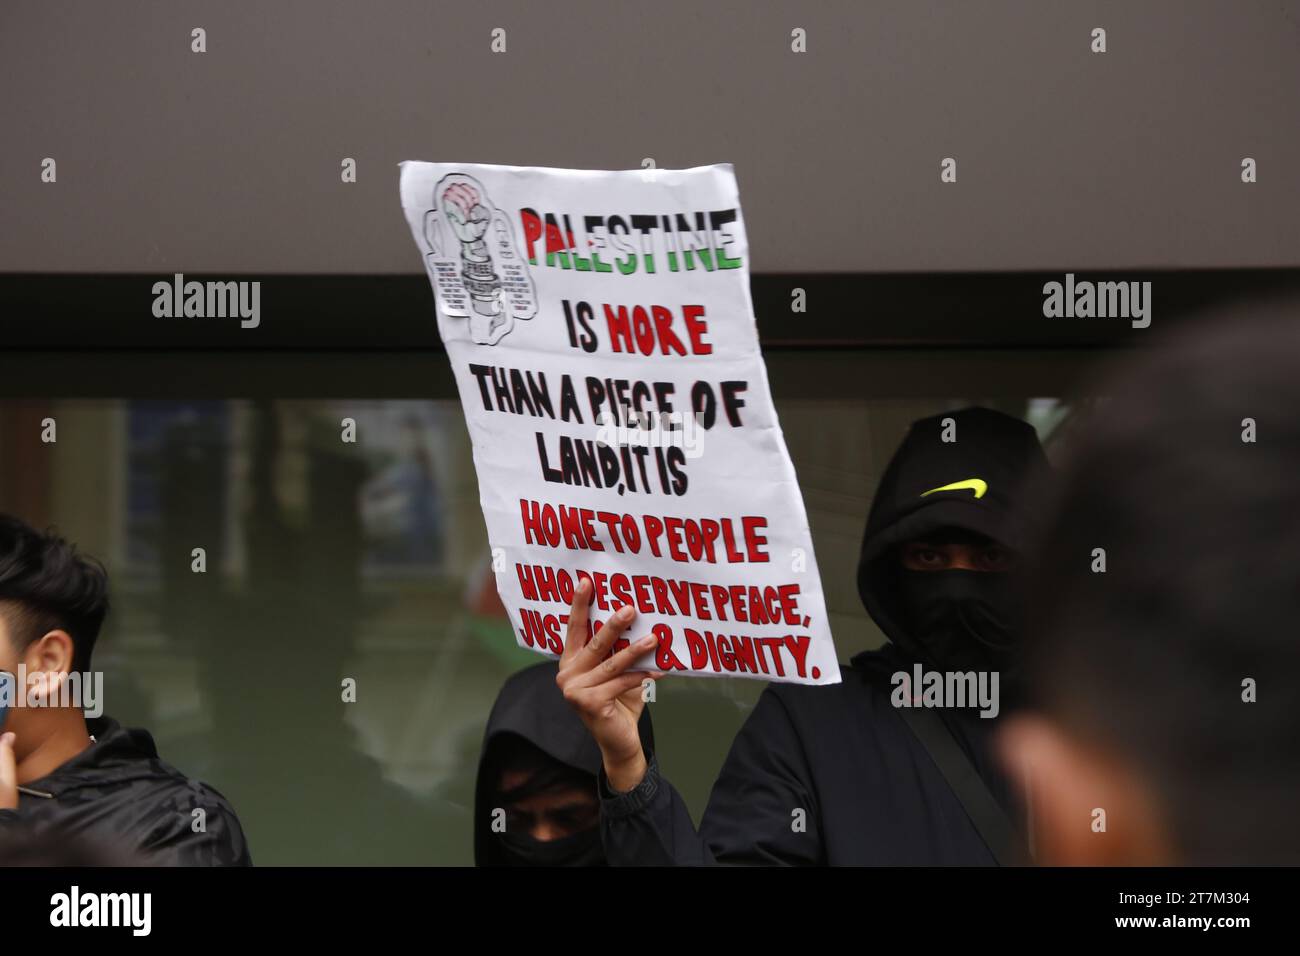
{"left": 399, "top": 162, "right": 839, "bottom": 684}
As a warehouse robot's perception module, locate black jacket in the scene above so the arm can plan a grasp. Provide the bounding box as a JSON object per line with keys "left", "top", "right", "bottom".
{"left": 0, "top": 715, "right": 251, "bottom": 866}
{"left": 599, "top": 407, "right": 1050, "bottom": 865}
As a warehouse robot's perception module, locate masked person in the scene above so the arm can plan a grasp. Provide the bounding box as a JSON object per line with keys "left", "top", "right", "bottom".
{"left": 558, "top": 406, "right": 1051, "bottom": 864}
{"left": 0, "top": 514, "right": 250, "bottom": 865}
{"left": 475, "top": 660, "right": 653, "bottom": 866}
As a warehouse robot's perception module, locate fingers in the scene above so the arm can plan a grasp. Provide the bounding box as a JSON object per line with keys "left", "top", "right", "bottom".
{"left": 577, "top": 605, "right": 636, "bottom": 670}
{"left": 617, "top": 667, "right": 669, "bottom": 707}
{"left": 0, "top": 732, "right": 17, "bottom": 811}
{"left": 559, "top": 577, "right": 639, "bottom": 675}
{"left": 565, "top": 670, "right": 661, "bottom": 726}
{"left": 601, "top": 669, "right": 662, "bottom": 702}
{"left": 559, "top": 577, "right": 593, "bottom": 667}
{"left": 568, "top": 632, "right": 659, "bottom": 694}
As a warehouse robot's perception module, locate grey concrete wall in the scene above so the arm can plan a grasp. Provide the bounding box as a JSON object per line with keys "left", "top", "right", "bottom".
{"left": 3, "top": 0, "right": 1298, "bottom": 273}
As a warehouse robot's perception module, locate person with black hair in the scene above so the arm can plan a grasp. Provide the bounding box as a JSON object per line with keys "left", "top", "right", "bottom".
{"left": 559, "top": 406, "right": 1052, "bottom": 865}
{"left": 0, "top": 513, "right": 250, "bottom": 865}
{"left": 475, "top": 660, "right": 653, "bottom": 866}
{"left": 1000, "top": 297, "right": 1300, "bottom": 865}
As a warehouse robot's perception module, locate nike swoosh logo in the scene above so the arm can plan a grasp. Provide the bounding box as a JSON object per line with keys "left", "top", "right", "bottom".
{"left": 920, "top": 478, "right": 988, "bottom": 499}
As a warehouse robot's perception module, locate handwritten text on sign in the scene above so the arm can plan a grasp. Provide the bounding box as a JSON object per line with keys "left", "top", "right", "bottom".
{"left": 399, "top": 162, "right": 840, "bottom": 684}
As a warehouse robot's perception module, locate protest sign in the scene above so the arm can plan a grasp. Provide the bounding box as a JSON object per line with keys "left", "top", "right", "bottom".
{"left": 399, "top": 162, "right": 840, "bottom": 684}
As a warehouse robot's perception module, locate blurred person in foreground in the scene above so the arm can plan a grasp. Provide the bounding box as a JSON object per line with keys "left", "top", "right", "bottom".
{"left": 1000, "top": 295, "right": 1300, "bottom": 865}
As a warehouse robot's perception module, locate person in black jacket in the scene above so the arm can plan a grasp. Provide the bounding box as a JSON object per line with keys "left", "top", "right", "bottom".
{"left": 557, "top": 406, "right": 1051, "bottom": 864}
{"left": 475, "top": 660, "right": 652, "bottom": 865}
{"left": 0, "top": 514, "right": 250, "bottom": 865}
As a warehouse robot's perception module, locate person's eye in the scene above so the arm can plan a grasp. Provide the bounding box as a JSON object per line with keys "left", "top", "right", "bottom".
{"left": 918, "top": 549, "right": 943, "bottom": 565}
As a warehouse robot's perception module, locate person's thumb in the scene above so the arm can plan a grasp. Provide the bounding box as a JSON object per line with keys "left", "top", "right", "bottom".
{"left": 0, "top": 732, "right": 18, "bottom": 811}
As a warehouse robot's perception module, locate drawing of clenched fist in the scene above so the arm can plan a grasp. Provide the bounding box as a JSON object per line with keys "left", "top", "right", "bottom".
{"left": 441, "top": 182, "right": 509, "bottom": 343}
{"left": 442, "top": 182, "right": 491, "bottom": 246}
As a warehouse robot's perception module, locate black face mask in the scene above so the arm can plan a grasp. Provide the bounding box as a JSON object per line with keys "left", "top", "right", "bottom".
{"left": 896, "top": 569, "right": 1020, "bottom": 676}
{"left": 495, "top": 826, "right": 606, "bottom": 867}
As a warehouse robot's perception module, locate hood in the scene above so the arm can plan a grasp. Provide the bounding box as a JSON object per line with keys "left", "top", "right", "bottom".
{"left": 473, "top": 660, "right": 654, "bottom": 865}
{"left": 856, "top": 407, "right": 1052, "bottom": 664}
{"left": 22, "top": 715, "right": 176, "bottom": 799}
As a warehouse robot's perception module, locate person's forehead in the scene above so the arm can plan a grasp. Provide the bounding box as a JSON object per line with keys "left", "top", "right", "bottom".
{"left": 499, "top": 767, "right": 532, "bottom": 789}
{"left": 500, "top": 784, "right": 597, "bottom": 812}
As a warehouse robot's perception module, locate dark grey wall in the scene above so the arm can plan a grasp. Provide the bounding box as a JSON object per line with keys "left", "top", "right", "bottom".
{"left": 3, "top": 0, "right": 1298, "bottom": 273}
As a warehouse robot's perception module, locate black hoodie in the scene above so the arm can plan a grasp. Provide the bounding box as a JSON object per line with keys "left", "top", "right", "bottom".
{"left": 599, "top": 407, "right": 1049, "bottom": 865}
{"left": 858, "top": 405, "right": 1051, "bottom": 681}
{"left": 0, "top": 715, "right": 251, "bottom": 865}
{"left": 475, "top": 661, "right": 653, "bottom": 866}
